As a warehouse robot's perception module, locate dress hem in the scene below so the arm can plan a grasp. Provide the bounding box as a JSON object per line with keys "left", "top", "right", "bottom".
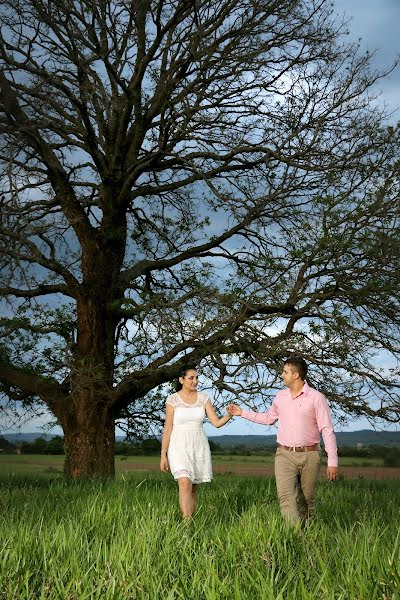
{"left": 173, "top": 475, "right": 212, "bottom": 484}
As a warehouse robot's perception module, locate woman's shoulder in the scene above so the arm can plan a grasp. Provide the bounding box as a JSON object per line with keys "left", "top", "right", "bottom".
{"left": 166, "top": 393, "right": 179, "bottom": 406}
{"left": 198, "top": 391, "right": 211, "bottom": 405}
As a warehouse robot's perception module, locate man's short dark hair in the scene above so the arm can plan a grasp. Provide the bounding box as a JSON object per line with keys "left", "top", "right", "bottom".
{"left": 284, "top": 356, "right": 308, "bottom": 380}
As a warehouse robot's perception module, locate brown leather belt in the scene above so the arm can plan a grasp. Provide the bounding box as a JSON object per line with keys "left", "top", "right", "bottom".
{"left": 277, "top": 443, "right": 318, "bottom": 452}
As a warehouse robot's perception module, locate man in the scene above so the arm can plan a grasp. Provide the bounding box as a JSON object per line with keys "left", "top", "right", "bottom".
{"left": 228, "top": 356, "right": 339, "bottom": 525}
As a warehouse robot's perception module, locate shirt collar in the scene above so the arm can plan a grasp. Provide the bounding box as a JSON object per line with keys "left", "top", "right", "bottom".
{"left": 301, "top": 381, "right": 310, "bottom": 396}
{"left": 285, "top": 380, "right": 309, "bottom": 399}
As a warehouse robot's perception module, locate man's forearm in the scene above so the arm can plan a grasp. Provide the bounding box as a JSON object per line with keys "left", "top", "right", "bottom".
{"left": 241, "top": 409, "right": 278, "bottom": 426}
{"left": 321, "top": 429, "right": 338, "bottom": 467}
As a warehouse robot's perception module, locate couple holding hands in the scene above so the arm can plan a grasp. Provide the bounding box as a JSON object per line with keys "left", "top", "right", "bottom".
{"left": 160, "top": 356, "right": 339, "bottom": 523}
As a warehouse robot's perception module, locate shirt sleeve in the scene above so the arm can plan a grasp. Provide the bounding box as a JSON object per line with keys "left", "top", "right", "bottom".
{"left": 314, "top": 394, "right": 338, "bottom": 467}
{"left": 241, "top": 399, "right": 279, "bottom": 425}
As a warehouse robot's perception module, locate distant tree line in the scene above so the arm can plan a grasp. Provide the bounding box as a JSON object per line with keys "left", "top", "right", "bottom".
{"left": 0, "top": 435, "right": 65, "bottom": 455}
{"left": 338, "top": 445, "right": 400, "bottom": 467}
{"left": 0, "top": 435, "right": 166, "bottom": 456}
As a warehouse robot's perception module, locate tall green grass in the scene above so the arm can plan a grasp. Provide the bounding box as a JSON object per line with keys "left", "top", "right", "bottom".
{"left": 1, "top": 473, "right": 399, "bottom": 599}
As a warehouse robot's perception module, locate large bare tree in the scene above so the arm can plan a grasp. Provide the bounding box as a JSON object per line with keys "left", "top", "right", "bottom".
{"left": 0, "top": 0, "right": 399, "bottom": 478}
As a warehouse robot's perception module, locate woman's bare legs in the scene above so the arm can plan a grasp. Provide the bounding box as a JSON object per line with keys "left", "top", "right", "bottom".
{"left": 177, "top": 479, "right": 199, "bottom": 518}
{"left": 178, "top": 477, "right": 194, "bottom": 518}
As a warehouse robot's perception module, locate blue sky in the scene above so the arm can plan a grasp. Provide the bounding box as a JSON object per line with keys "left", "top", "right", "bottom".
{"left": 2, "top": 0, "right": 399, "bottom": 438}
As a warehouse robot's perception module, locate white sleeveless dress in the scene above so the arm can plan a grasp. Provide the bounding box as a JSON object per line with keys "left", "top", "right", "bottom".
{"left": 166, "top": 391, "right": 212, "bottom": 484}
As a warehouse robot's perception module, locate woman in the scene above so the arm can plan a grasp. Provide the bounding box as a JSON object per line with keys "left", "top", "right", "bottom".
{"left": 160, "top": 365, "right": 232, "bottom": 518}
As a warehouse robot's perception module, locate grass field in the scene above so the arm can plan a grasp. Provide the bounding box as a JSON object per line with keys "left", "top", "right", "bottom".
{"left": 0, "top": 456, "right": 399, "bottom": 599}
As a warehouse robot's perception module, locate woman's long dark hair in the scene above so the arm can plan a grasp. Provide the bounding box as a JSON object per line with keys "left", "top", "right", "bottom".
{"left": 176, "top": 364, "right": 198, "bottom": 391}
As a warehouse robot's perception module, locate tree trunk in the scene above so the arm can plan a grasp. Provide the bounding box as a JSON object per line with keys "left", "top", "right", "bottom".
{"left": 62, "top": 292, "right": 118, "bottom": 479}
{"left": 63, "top": 412, "right": 115, "bottom": 479}
{"left": 61, "top": 221, "right": 126, "bottom": 479}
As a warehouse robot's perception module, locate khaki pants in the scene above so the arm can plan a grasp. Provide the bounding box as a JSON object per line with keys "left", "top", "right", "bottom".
{"left": 274, "top": 447, "right": 321, "bottom": 525}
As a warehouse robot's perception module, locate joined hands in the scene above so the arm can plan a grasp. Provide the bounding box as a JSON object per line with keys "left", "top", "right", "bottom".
{"left": 227, "top": 404, "right": 242, "bottom": 416}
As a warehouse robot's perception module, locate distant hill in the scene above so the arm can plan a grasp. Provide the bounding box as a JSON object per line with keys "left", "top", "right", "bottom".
{"left": 2, "top": 429, "right": 400, "bottom": 447}
{"left": 336, "top": 430, "right": 400, "bottom": 447}
{"left": 209, "top": 430, "right": 400, "bottom": 448}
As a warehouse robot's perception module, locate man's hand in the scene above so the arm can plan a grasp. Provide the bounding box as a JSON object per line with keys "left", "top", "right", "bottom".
{"left": 227, "top": 404, "right": 242, "bottom": 416}
{"left": 327, "top": 466, "right": 339, "bottom": 481}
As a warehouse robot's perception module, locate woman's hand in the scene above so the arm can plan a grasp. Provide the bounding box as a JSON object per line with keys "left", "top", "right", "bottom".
{"left": 205, "top": 400, "right": 232, "bottom": 428}
{"left": 227, "top": 404, "right": 242, "bottom": 416}
{"left": 160, "top": 453, "right": 169, "bottom": 472}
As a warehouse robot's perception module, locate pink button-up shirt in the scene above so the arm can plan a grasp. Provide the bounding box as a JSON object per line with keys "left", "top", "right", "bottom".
{"left": 241, "top": 381, "right": 338, "bottom": 467}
